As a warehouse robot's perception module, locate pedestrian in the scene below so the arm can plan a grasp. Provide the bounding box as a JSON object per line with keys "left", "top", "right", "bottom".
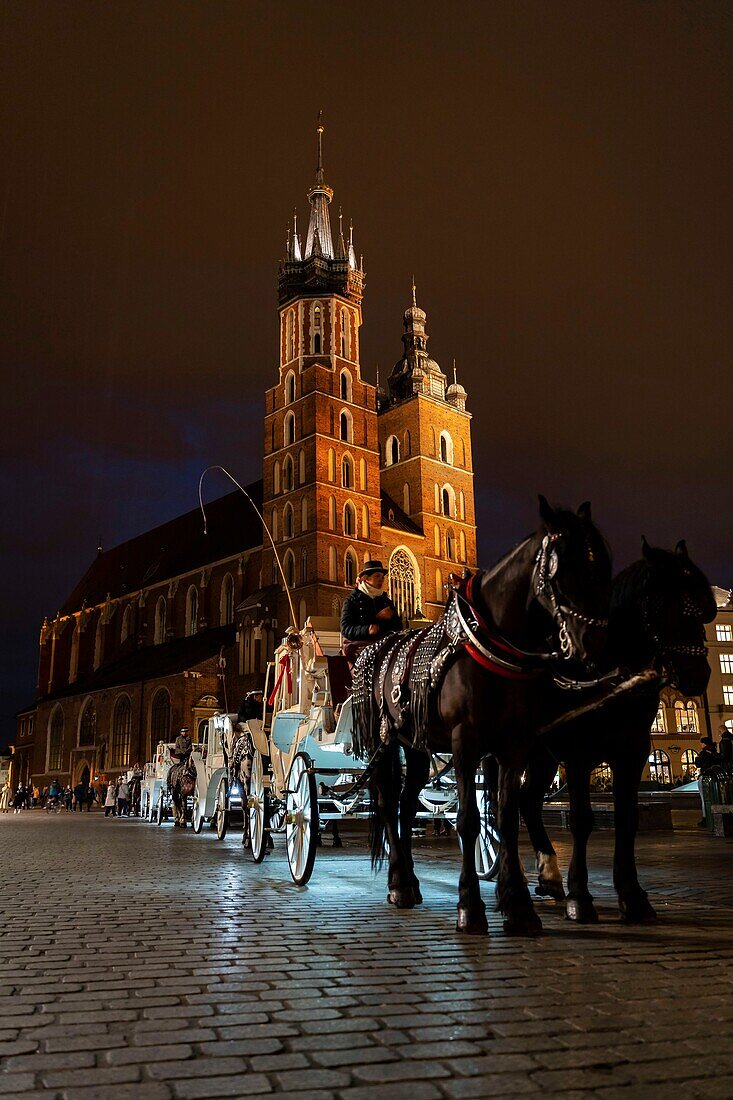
{"left": 695, "top": 736, "right": 719, "bottom": 826}
{"left": 32, "top": 785, "right": 40, "bottom": 807}
{"left": 0, "top": 780, "right": 12, "bottom": 813}
{"left": 103, "top": 783, "right": 116, "bottom": 817}
{"left": 86, "top": 785, "right": 96, "bottom": 812}
{"left": 117, "top": 778, "right": 130, "bottom": 817}
{"left": 63, "top": 786, "right": 73, "bottom": 811}
{"left": 719, "top": 726, "right": 733, "bottom": 767}
{"left": 73, "top": 781, "right": 87, "bottom": 811}
{"left": 13, "top": 785, "right": 25, "bottom": 813}
{"left": 41, "top": 785, "right": 49, "bottom": 808}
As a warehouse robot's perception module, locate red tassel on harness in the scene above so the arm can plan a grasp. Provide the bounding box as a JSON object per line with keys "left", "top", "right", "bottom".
{"left": 267, "top": 654, "right": 293, "bottom": 706}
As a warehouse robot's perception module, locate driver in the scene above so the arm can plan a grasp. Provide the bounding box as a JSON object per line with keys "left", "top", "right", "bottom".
{"left": 340, "top": 560, "right": 400, "bottom": 666}
{"left": 173, "top": 726, "right": 192, "bottom": 762}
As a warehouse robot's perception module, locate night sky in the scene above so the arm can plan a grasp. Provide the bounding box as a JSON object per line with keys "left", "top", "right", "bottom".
{"left": 1, "top": 2, "right": 732, "bottom": 749}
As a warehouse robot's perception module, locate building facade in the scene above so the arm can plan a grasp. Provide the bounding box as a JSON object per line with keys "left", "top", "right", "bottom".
{"left": 10, "top": 122, "right": 477, "bottom": 790}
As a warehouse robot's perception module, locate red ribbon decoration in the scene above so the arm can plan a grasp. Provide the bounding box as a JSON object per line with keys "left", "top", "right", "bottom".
{"left": 267, "top": 654, "right": 293, "bottom": 706}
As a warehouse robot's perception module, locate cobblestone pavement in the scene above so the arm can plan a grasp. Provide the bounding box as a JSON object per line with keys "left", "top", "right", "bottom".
{"left": 2, "top": 813, "right": 733, "bottom": 1100}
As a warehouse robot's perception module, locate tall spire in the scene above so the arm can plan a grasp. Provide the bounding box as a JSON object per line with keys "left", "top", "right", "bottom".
{"left": 305, "top": 110, "right": 334, "bottom": 259}
{"left": 412, "top": 277, "right": 417, "bottom": 308}
{"left": 292, "top": 208, "right": 302, "bottom": 261}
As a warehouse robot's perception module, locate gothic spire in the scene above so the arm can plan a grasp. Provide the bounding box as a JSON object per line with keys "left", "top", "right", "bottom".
{"left": 292, "top": 208, "right": 302, "bottom": 261}
{"left": 305, "top": 111, "right": 334, "bottom": 259}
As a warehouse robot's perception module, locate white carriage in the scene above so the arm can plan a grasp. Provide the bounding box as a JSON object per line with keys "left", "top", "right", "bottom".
{"left": 189, "top": 714, "right": 248, "bottom": 839}
{"left": 140, "top": 742, "right": 178, "bottom": 823}
{"left": 243, "top": 618, "right": 500, "bottom": 886}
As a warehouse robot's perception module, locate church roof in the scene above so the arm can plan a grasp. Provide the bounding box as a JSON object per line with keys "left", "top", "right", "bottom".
{"left": 37, "top": 624, "right": 236, "bottom": 705}
{"left": 59, "top": 482, "right": 263, "bottom": 615}
{"left": 380, "top": 492, "right": 423, "bottom": 537}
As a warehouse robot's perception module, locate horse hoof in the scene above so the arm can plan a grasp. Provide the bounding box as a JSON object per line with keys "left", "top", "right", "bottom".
{"left": 456, "top": 908, "right": 488, "bottom": 935}
{"left": 619, "top": 897, "right": 658, "bottom": 924}
{"left": 536, "top": 880, "right": 566, "bottom": 901}
{"left": 503, "top": 913, "right": 543, "bottom": 937}
{"left": 412, "top": 884, "right": 423, "bottom": 905}
{"left": 387, "top": 888, "right": 416, "bottom": 909}
{"left": 566, "top": 897, "right": 599, "bottom": 924}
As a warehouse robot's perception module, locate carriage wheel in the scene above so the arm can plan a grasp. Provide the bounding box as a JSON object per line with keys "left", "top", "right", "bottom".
{"left": 192, "top": 784, "right": 205, "bottom": 833}
{"left": 475, "top": 783, "right": 500, "bottom": 881}
{"left": 215, "top": 777, "right": 228, "bottom": 841}
{"left": 249, "top": 750, "right": 268, "bottom": 863}
{"left": 285, "top": 752, "right": 319, "bottom": 886}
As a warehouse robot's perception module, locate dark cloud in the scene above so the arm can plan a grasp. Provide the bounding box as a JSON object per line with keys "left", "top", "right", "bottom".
{"left": 1, "top": 1, "right": 732, "bottom": 746}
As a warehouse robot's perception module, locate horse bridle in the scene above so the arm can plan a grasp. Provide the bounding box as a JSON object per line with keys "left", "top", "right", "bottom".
{"left": 532, "top": 533, "right": 609, "bottom": 659}
{"left": 640, "top": 590, "right": 708, "bottom": 661}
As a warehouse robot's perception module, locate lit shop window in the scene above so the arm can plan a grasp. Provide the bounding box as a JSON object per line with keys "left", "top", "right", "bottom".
{"left": 716, "top": 624, "right": 732, "bottom": 642}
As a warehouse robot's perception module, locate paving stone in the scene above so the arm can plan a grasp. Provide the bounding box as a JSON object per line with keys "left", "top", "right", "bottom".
{"left": 171, "top": 1075, "right": 272, "bottom": 1098}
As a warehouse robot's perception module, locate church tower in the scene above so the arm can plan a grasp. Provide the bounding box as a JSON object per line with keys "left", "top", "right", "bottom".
{"left": 263, "top": 117, "right": 382, "bottom": 627}
{"left": 377, "top": 285, "right": 477, "bottom": 620}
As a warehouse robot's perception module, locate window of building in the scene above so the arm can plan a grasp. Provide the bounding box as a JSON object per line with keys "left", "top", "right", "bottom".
{"left": 285, "top": 370, "right": 296, "bottom": 403}
{"left": 716, "top": 624, "right": 733, "bottom": 642}
{"left": 342, "top": 454, "right": 354, "bottom": 489}
{"left": 720, "top": 654, "right": 733, "bottom": 675}
{"left": 344, "top": 502, "right": 356, "bottom": 537}
{"left": 434, "top": 525, "right": 440, "bottom": 556}
{"left": 328, "top": 495, "right": 337, "bottom": 531}
{"left": 312, "top": 302, "right": 322, "bottom": 354}
{"left": 359, "top": 457, "right": 367, "bottom": 490}
{"left": 386, "top": 435, "right": 400, "bottom": 466}
{"left": 442, "top": 485, "right": 455, "bottom": 517}
{"left": 674, "top": 699, "right": 698, "bottom": 734}
{"left": 284, "top": 551, "right": 296, "bottom": 588}
{"left": 725, "top": 686, "right": 733, "bottom": 706}
{"left": 301, "top": 497, "right": 308, "bottom": 532}
{"left": 439, "top": 431, "right": 454, "bottom": 465}
{"left": 648, "top": 749, "right": 673, "bottom": 786}
{"left": 151, "top": 689, "right": 171, "bottom": 747}
{"left": 274, "top": 460, "right": 281, "bottom": 494}
{"left": 111, "top": 695, "right": 132, "bottom": 769}
{"left": 680, "top": 748, "right": 698, "bottom": 782}
{"left": 459, "top": 490, "right": 466, "bottom": 521}
{"left": 340, "top": 368, "right": 352, "bottom": 401}
{"left": 345, "top": 549, "right": 358, "bottom": 587}
{"left": 329, "top": 545, "right": 338, "bottom": 583}
{"left": 79, "top": 699, "right": 96, "bottom": 746}
{"left": 389, "top": 547, "right": 420, "bottom": 622}
{"left": 284, "top": 411, "right": 295, "bottom": 446}
{"left": 328, "top": 448, "right": 336, "bottom": 482}
{"left": 403, "top": 483, "right": 411, "bottom": 514}
{"left": 220, "top": 574, "right": 235, "bottom": 625}
{"left": 362, "top": 505, "right": 370, "bottom": 538}
{"left": 48, "top": 707, "right": 64, "bottom": 772}
{"left": 340, "top": 409, "right": 353, "bottom": 443}
{"left": 299, "top": 449, "right": 306, "bottom": 484}
{"left": 651, "top": 705, "right": 667, "bottom": 733}
{"left": 284, "top": 503, "right": 294, "bottom": 540}
{"left": 185, "top": 586, "right": 199, "bottom": 637}
{"left": 283, "top": 454, "right": 294, "bottom": 491}
{"left": 434, "top": 483, "right": 440, "bottom": 513}
{"left": 435, "top": 568, "right": 443, "bottom": 600}
{"left": 403, "top": 430, "right": 411, "bottom": 456}
{"left": 459, "top": 530, "right": 467, "bottom": 562}
{"left": 446, "top": 530, "right": 456, "bottom": 561}
{"left": 154, "top": 597, "right": 166, "bottom": 645}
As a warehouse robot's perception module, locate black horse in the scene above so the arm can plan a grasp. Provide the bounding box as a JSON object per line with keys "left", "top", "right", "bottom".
{"left": 519, "top": 538, "right": 716, "bottom": 923}
{"left": 352, "top": 497, "right": 612, "bottom": 937}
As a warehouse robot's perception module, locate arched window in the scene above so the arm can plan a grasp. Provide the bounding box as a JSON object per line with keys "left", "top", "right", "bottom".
{"left": 69, "top": 622, "right": 80, "bottom": 683}
{"left": 446, "top": 529, "right": 456, "bottom": 561}
{"left": 283, "top": 454, "right": 294, "bottom": 491}
{"left": 301, "top": 496, "right": 308, "bottom": 532}
{"left": 328, "top": 448, "right": 336, "bottom": 482}
{"left": 312, "top": 302, "right": 322, "bottom": 354}
{"left": 403, "top": 430, "right": 411, "bottom": 456}
{"left": 675, "top": 700, "right": 699, "bottom": 734}
{"left": 459, "top": 531, "right": 467, "bottom": 562}
{"left": 329, "top": 545, "right": 338, "bottom": 582}
{"left": 434, "top": 525, "right": 441, "bottom": 556}
{"left": 93, "top": 618, "right": 104, "bottom": 669}
{"left": 389, "top": 547, "right": 421, "bottom": 622}
{"left": 442, "top": 484, "right": 455, "bottom": 517}
{"left": 345, "top": 549, "right": 358, "bottom": 587}
{"left": 283, "top": 503, "right": 294, "bottom": 539}
{"left": 680, "top": 748, "right": 698, "bottom": 781}
{"left": 341, "top": 308, "right": 350, "bottom": 360}
{"left": 435, "top": 567, "right": 444, "bottom": 601}
{"left": 298, "top": 449, "right": 306, "bottom": 484}
{"left": 185, "top": 586, "right": 199, "bottom": 637}
{"left": 362, "top": 505, "right": 370, "bottom": 538}
{"left": 340, "top": 368, "right": 352, "bottom": 402}
{"left": 301, "top": 549, "right": 308, "bottom": 584}
{"left": 359, "top": 457, "right": 367, "bottom": 490}
{"left": 283, "top": 551, "right": 296, "bottom": 588}
{"left": 272, "top": 508, "right": 279, "bottom": 541}
{"left": 111, "top": 695, "right": 132, "bottom": 768}
{"left": 344, "top": 501, "right": 356, "bottom": 537}
{"left": 121, "top": 605, "right": 133, "bottom": 644}
{"left": 340, "top": 409, "right": 353, "bottom": 443}
{"left": 386, "top": 435, "right": 400, "bottom": 466}
{"left": 651, "top": 705, "right": 667, "bottom": 733}
{"left": 285, "top": 370, "right": 296, "bottom": 403}
{"left": 220, "top": 574, "right": 235, "bottom": 625}
{"left": 648, "top": 749, "right": 673, "bottom": 786}
{"left": 48, "top": 706, "right": 64, "bottom": 772}
{"left": 440, "top": 431, "right": 454, "bottom": 465}
{"left": 403, "top": 483, "right": 411, "bottom": 514}
{"left": 331, "top": 597, "right": 341, "bottom": 617}
{"left": 274, "top": 460, "right": 281, "bottom": 494}
{"left": 342, "top": 454, "right": 354, "bottom": 489}
{"left": 79, "top": 699, "right": 96, "bottom": 746}
{"left": 328, "top": 495, "right": 337, "bottom": 531}
{"left": 151, "top": 688, "right": 171, "bottom": 747}
{"left": 434, "top": 483, "right": 440, "bottom": 513}
{"left": 154, "top": 597, "right": 166, "bottom": 645}
{"left": 459, "top": 490, "right": 466, "bottom": 521}
{"left": 284, "top": 411, "right": 295, "bottom": 446}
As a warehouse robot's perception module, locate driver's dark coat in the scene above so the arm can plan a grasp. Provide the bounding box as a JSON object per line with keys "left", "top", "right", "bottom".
{"left": 340, "top": 588, "right": 399, "bottom": 641}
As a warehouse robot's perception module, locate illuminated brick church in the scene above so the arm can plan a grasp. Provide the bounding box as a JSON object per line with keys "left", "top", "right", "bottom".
{"left": 12, "top": 122, "right": 477, "bottom": 790}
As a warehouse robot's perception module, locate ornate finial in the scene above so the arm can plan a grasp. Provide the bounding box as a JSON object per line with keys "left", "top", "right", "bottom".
{"left": 411, "top": 278, "right": 417, "bottom": 307}
{"left": 338, "top": 206, "right": 343, "bottom": 233}
{"left": 316, "top": 109, "right": 324, "bottom": 179}
{"left": 293, "top": 206, "right": 298, "bottom": 233}
{"left": 349, "top": 219, "right": 353, "bottom": 246}
{"left": 376, "top": 364, "right": 380, "bottom": 388}
{"left": 453, "top": 358, "right": 457, "bottom": 385}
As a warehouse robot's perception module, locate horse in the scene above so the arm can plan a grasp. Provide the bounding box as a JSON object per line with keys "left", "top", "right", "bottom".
{"left": 167, "top": 757, "right": 197, "bottom": 827}
{"left": 518, "top": 538, "right": 716, "bottom": 923}
{"left": 352, "top": 496, "right": 612, "bottom": 937}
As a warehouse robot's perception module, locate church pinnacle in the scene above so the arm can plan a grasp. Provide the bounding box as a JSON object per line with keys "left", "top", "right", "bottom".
{"left": 305, "top": 111, "right": 334, "bottom": 259}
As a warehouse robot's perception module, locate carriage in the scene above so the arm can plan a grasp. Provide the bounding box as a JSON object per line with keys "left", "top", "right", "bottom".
{"left": 139, "top": 741, "right": 179, "bottom": 823}
{"left": 239, "top": 617, "right": 500, "bottom": 886}
{"left": 189, "top": 714, "right": 248, "bottom": 839}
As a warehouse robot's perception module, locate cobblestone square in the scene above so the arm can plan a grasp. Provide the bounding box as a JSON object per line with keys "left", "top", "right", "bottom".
{"left": 2, "top": 813, "right": 733, "bottom": 1099}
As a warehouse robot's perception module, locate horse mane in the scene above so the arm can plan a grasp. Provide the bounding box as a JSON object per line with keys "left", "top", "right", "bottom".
{"left": 610, "top": 559, "right": 650, "bottom": 620}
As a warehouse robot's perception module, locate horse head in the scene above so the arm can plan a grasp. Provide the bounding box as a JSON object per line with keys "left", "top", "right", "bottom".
{"left": 631, "top": 537, "right": 716, "bottom": 696}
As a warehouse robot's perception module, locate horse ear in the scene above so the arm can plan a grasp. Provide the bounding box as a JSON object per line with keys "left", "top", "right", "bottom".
{"left": 675, "top": 539, "right": 689, "bottom": 559}
{"left": 641, "top": 535, "right": 653, "bottom": 561}
{"left": 538, "top": 494, "right": 555, "bottom": 527}
{"left": 577, "top": 501, "right": 592, "bottom": 522}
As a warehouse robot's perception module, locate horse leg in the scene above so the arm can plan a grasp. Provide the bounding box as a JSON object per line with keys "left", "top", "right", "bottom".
{"left": 399, "top": 748, "right": 430, "bottom": 905}
{"left": 373, "top": 745, "right": 415, "bottom": 909}
{"left": 497, "top": 763, "right": 543, "bottom": 936}
{"left": 453, "top": 735, "right": 488, "bottom": 935}
{"left": 613, "top": 744, "right": 657, "bottom": 923}
{"left": 565, "top": 763, "right": 598, "bottom": 923}
{"left": 520, "top": 751, "right": 565, "bottom": 900}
